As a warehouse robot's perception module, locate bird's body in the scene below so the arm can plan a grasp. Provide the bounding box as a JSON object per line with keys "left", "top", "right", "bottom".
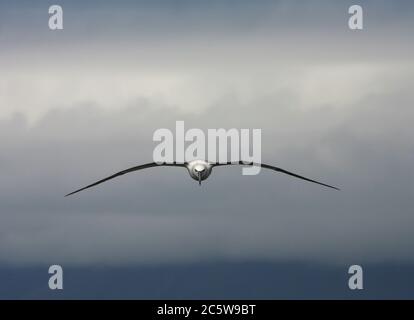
{"left": 186, "top": 159, "right": 213, "bottom": 184}
{"left": 65, "top": 159, "right": 339, "bottom": 197}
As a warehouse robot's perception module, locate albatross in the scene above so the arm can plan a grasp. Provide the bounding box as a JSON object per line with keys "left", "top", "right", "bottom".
{"left": 65, "top": 159, "right": 339, "bottom": 197}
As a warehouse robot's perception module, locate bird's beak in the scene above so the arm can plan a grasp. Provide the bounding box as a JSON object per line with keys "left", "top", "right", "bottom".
{"left": 198, "top": 172, "right": 201, "bottom": 186}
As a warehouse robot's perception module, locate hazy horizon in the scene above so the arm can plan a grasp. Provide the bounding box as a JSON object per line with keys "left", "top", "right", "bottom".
{"left": 0, "top": 0, "right": 413, "bottom": 298}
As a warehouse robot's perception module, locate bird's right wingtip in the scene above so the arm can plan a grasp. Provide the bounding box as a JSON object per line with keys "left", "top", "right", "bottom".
{"left": 64, "top": 191, "right": 77, "bottom": 197}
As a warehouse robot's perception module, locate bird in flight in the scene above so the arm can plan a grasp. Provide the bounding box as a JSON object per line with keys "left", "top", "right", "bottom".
{"left": 65, "top": 159, "right": 339, "bottom": 197}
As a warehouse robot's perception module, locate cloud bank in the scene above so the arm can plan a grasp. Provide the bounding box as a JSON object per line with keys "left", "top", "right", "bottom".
{"left": 0, "top": 0, "right": 413, "bottom": 266}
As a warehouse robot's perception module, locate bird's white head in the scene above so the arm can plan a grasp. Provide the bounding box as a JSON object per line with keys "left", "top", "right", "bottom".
{"left": 186, "top": 160, "right": 212, "bottom": 185}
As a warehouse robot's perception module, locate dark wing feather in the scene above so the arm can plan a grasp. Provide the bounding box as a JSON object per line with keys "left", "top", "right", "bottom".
{"left": 213, "top": 161, "right": 339, "bottom": 190}
{"left": 65, "top": 162, "right": 186, "bottom": 197}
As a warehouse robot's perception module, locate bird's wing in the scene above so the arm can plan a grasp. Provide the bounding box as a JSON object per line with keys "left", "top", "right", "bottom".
{"left": 212, "top": 161, "right": 339, "bottom": 190}
{"left": 65, "top": 162, "right": 186, "bottom": 197}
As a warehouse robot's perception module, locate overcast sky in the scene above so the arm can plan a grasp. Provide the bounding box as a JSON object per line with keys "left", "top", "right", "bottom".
{"left": 0, "top": 0, "right": 413, "bottom": 280}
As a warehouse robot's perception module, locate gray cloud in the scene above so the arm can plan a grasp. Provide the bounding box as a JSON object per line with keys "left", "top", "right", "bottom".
{"left": 0, "top": 0, "right": 413, "bottom": 267}
{"left": 0, "top": 74, "right": 413, "bottom": 266}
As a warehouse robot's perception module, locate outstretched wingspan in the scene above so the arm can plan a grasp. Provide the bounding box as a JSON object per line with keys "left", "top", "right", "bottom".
{"left": 212, "top": 161, "right": 339, "bottom": 190}
{"left": 65, "top": 162, "right": 186, "bottom": 197}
